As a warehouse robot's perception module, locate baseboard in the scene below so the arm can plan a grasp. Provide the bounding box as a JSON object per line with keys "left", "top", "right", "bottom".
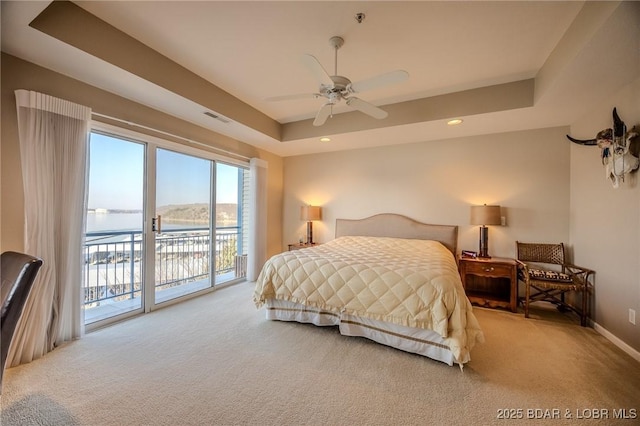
{"left": 592, "top": 320, "right": 640, "bottom": 363}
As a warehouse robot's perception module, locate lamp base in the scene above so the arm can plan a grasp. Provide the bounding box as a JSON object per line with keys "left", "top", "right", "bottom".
{"left": 306, "top": 221, "right": 313, "bottom": 245}
{"left": 478, "top": 226, "right": 490, "bottom": 258}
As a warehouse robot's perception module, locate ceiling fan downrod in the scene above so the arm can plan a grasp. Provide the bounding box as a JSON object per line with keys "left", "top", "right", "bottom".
{"left": 329, "top": 36, "right": 344, "bottom": 76}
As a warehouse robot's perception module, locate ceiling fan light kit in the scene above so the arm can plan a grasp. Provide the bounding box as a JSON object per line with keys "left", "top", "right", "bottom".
{"left": 267, "top": 35, "right": 409, "bottom": 127}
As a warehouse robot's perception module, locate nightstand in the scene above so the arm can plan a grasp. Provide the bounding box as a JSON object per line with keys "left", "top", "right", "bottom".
{"left": 288, "top": 242, "right": 317, "bottom": 251}
{"left": 458, "top": 256, "right": 518, "bottom": 312}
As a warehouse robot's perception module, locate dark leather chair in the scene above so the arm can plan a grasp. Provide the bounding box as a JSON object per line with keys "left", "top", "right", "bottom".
{"left": 1, "top": 251, "right": 43, "bottom": 390}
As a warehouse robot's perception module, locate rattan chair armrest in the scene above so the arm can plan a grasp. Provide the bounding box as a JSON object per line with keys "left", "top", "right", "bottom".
{"left": 515, "top": 260, "right": 530, "bottom": 283}
{"left": 562, "top": 263, "right": 595, "bottom": 287}
{"left": 563, "top": 263, "right": 594, "bottom": 274}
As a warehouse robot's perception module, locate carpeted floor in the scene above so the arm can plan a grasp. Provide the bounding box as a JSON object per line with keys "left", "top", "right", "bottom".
{"left": 1, "top": 282, "right": 638, "bottom": 425}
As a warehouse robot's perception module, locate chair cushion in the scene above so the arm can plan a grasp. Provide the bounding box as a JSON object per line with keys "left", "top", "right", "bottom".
{"left": 528, "top": 268, "right": 572, "bottom": 283}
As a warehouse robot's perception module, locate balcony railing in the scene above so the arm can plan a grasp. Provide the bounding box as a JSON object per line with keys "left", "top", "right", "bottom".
{"left": 83, "top": 226, "right": 243, "bottom": 309}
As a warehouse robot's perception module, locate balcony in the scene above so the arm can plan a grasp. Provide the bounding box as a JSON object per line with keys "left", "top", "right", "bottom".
{"left": 83, "top": 226, "right": 246, "bottom": 323}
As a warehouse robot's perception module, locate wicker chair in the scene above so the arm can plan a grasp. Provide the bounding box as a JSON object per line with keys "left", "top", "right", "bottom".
{"left": 515, "top": 242, "right": 594, "bottom": 326}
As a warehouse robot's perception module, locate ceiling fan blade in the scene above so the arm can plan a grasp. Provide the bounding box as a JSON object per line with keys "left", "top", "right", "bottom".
{"left": 313, "top": 103, "right": 332, "bottom": 126}
{"left": 346, "top": 97, "right": 388, "bottom": 119}
{"left": 301, "top": 54, "right": 334, "bottom": 87}
{"left": 350, "top": 70, "right": 409, "bottom": 93}
{"left": 265, "top": 93, "right": 320, "bottom": 102}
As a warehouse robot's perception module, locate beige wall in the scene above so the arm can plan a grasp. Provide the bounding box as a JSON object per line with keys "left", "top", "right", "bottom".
{"left": 569, "top": 76, "right": 640, "bottom": 353}
{"left": 0, "top": 53, "right": 283, "bottom": 257}
{"left": 283, "top": 127, "right": 571, "bottom": 259}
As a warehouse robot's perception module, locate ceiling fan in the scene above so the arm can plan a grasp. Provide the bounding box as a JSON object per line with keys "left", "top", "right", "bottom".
{"left": 266, "top": 36, "right": 409, "bottom": 126}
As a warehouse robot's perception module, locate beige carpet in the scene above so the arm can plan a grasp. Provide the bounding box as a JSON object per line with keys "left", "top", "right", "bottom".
{"left": 1, "top": 282, "right": 638, "bottom": 425}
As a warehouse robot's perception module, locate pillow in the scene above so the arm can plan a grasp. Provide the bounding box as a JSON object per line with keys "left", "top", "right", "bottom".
{"left": 528, "top": 268, "right": 572, "bottom": 283}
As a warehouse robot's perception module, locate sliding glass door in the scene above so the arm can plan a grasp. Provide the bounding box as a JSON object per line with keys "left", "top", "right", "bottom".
{"left": 84, "top": 129, "right": 248, "bottom": 327}
{"left": 154, "top": 148, "right": 214, "bottom": 304}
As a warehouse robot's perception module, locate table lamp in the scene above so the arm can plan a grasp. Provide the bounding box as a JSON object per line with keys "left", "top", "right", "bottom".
{"left": 300, "top": 205, "right": 322, "bottom": 244}
{"left": 470, "top": 204, "right": 501, "bottom": 258}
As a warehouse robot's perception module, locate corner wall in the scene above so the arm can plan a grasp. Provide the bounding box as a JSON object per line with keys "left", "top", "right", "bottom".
{"left": 569, "top": 76, "right": 640, "bottom": 354}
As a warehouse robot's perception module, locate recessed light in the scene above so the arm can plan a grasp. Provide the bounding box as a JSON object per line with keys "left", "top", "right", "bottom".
{"left": 320, "top": 137, "right": 331, "bottom": 142}
{"left": 447, "top": 119, "right": 463, "bottom": 126}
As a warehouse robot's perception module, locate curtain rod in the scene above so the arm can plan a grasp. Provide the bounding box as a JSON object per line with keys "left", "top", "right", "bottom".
{"left": 91, "top": 112, "right": 251, "bottom": 161}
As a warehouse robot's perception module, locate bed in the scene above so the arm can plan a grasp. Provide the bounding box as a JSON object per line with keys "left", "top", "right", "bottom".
{"left": 253, "top": 213, "right": 484, "bottom": 367}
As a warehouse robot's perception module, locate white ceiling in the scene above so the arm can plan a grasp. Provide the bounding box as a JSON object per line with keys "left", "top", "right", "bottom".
{"left": 2, "top": 1, "right": 638, "bottom": 157}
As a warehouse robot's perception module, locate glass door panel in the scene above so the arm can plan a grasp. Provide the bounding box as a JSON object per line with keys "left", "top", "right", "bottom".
{"left": 215, "top": 163, "right": 246, "bottom": 284}
{"left": 154, "top": 148, "right": 213, "bottom": 303}
{"left": 84, "top": 133, "right": 145, "bottom": 324}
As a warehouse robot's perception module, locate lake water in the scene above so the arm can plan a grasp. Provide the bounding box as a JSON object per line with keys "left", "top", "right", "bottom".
{"left": 86, "top": 213, "right": 206, "bottom": 233}
{"left": 86, "top": 213, "right": 143, "bottom": 233}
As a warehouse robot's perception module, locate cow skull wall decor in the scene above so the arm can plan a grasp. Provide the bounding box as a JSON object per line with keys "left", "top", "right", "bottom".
{"left": 567, "top": 108, "right": 639, "bottom": 188}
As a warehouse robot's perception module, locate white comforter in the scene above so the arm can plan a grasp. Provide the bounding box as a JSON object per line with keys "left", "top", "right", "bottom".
{"left": 254, "top": 236, "right": 484, "bottom": 363}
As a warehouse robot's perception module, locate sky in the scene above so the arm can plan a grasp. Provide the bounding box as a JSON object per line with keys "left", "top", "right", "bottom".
{"left": 87, "top": 133, "right": 240, "bottom": 210}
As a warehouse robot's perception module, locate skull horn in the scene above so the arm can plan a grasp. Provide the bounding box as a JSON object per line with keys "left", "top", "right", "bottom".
{"left": 566, "top": 134, "right": 597, "bottom": 145}
{"left": 613, "top": 107, "right": 625, "bottom": 138}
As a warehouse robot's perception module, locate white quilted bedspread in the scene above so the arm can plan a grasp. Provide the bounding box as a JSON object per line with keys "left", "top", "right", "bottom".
{"left": 253, "top": 236, "right": 484, "bottom": 363}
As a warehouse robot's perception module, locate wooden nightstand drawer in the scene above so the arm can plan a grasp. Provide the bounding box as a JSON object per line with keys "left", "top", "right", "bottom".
{"left": 464, "top": 261, "right": 512, "bottom": 278}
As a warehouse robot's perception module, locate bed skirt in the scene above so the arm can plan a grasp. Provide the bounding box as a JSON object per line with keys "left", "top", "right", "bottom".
{"left": 265, "top": 299, "right": 456, "bottom": 366}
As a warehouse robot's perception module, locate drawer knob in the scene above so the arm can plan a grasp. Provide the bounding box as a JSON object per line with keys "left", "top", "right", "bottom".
{"left": 484, "top": 267, "right": 494, "bottom": 272}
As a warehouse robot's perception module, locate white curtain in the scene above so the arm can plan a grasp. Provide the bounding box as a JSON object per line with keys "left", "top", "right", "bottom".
{"left": 247, "top": 158, "right": 268, "bottom": 281}
{"left": 10, "top": 90, "right": 90, "bottom": 367}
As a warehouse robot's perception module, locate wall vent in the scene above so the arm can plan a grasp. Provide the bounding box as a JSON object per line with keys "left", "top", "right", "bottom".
{"left": 203, "top": 111, "right": 231, "bottom": 124}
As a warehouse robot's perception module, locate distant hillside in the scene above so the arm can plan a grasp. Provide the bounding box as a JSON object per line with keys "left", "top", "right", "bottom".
{"left": 157, "top": 203, "right": 237, "bottom": 226}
